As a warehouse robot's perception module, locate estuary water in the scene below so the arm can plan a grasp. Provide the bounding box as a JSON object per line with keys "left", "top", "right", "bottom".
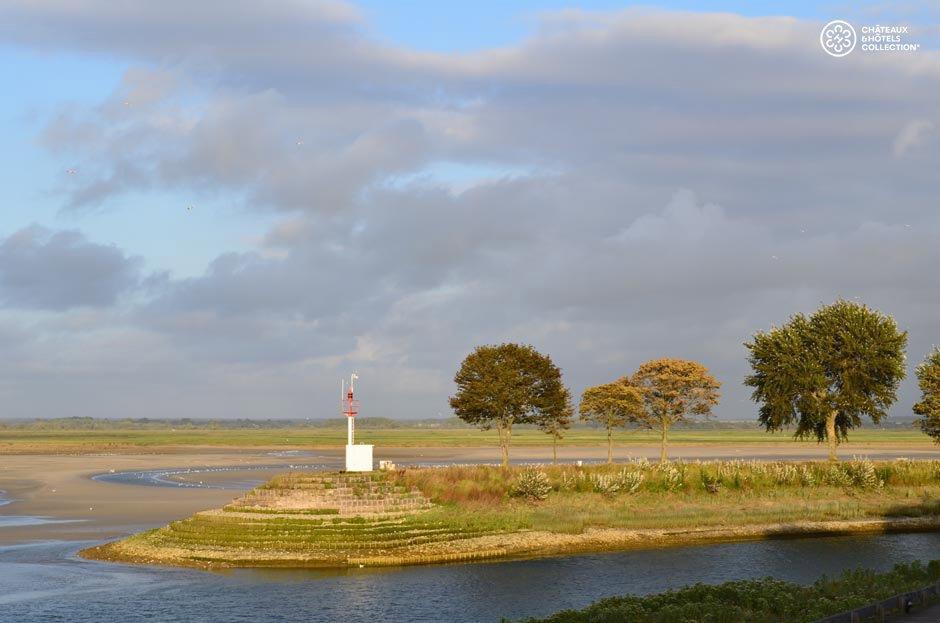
{"left": 1, "top": 533, "right": 939, "bottom": 622}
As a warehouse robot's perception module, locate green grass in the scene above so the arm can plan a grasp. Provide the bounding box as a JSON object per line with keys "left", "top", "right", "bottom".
{"left": 132, "top": 505, "right": 519, "bottom": 561}
{"left": 0, "top": 427, "right": 932, "bottom": 453}
{"left": 512, "top": 560, "right": 940, "bottom": 623}
{"left": 93, "top": 461, "right": 940, "bottom": 570}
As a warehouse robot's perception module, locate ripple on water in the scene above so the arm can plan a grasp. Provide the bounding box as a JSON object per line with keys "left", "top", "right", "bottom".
{"left": 1, "top": 533, "right": 939, "bottom": 622}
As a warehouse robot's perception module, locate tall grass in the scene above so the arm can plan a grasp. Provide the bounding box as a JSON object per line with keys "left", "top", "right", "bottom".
{"left": 390, "top": 460, "right": 940, "bottom": 534}
{"left": 392, "top": 459, "right": 940, "bottom": 503}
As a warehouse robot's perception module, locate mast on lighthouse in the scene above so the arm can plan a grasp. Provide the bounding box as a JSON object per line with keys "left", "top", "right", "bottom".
{"left": 342, "top": 372, "right": 372, "bottom": 472}
{"left": 343, "top": 373, "right": 359, "bottom": 445}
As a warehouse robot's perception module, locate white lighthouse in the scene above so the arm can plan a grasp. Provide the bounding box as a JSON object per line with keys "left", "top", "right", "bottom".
{"left": 342, "top": 373, "right": 373, "bottom": 472}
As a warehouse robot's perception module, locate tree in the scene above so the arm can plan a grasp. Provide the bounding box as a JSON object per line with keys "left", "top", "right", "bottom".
{"left": 450, "top": 343, "right": 572, "bottom": 468}
{"left": 913, "top": 346, "right": 940, "bottom": 444}
{"left": 632, "top": 359, "right": 721, "bottom": 463}
{"left": 745, "top": 300, "right": 908, "bottom": 461}
{"left": 539, "top": 405, "right": 573, "bottom": 464}
{"left": 579, "top": 379, "right": 643, "bottom": 464}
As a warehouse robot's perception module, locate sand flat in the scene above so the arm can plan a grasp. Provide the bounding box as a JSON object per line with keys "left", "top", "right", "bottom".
{"left": 0, "top": 453, "right": 283, "bottom": 543}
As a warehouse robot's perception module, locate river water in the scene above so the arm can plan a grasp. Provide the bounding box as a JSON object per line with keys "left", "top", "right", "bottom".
{"left": 1, "top": 533, "right": 938, "bottom": 622}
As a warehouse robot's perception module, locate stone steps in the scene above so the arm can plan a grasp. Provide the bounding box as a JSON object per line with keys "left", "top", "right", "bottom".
{"left": 230, "top": 472, "right": 433, "bottom": 518}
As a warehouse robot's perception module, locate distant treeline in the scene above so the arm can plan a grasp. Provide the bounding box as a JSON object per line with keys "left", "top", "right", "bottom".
{"left": 0, "top": 415, "right": 921, "bottom": 431}
{"left": 0, "top": 416, "right": 467, "bottom": 431}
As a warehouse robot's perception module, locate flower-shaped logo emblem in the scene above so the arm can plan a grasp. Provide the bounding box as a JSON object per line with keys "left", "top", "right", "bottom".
{"left": 820, "top": 20, "right": 857, "bottom": 57}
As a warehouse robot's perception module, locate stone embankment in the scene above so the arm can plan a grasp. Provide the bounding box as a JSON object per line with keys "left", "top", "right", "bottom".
{"left": 225, "top": 472, "right": 433, "bottom": 517}
{"left": 81, "top": 471, "right": 507, "bottom": 568}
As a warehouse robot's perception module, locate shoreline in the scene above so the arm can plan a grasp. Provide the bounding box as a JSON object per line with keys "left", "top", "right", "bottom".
{"left": 79, "top": 515, "right": 940, "bottom": 570}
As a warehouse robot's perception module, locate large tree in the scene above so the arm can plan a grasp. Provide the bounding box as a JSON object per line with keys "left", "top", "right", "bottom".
{"left": 450, "top": 343, "right": 572, "bottom": 468}
{"left": 914, "top": 346, "right": 940, "bottom": 444}
{"left": 745, "top": 300, "right": 908, "bottom": 461}
{"left": 632, "top": 359, "right": 721, "bottom": 463}
{"left": 579, "top": 379, "right": 643, "bottom": 464}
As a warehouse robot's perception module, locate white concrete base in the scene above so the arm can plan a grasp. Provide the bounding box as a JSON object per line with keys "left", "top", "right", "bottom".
{"left": 345, "top": 444, "right": 373, "bottom": 472}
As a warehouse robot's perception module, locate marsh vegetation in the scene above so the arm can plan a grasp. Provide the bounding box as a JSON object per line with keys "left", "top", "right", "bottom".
{"left": 84, "top": 460, "right": 940, "bottom": 569}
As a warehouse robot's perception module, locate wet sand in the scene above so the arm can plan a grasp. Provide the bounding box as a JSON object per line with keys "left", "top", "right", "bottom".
{"left": 0, "top": 452, "right": 287, "bottom": 544}
{"left": 1, "top": 442, "right": 937, "bottom": 545}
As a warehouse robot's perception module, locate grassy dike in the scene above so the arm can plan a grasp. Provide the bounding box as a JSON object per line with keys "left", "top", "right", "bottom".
{"left": 81, "top": 460, "right": 940, "bottom": 569}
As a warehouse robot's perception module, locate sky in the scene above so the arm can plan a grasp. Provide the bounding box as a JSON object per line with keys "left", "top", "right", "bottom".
{"left": 0, "top": 1, "right": 938, "bottom": 421}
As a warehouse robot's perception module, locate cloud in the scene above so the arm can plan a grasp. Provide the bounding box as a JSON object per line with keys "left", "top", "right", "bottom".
{"left": 0, "top": 7, "right": 938, "bottom": 419}
{"left": 0, "top": 226, "right": 143, "bottom": 311}
{"left": 893, "top": 119, "right": 936, "bottom": 156}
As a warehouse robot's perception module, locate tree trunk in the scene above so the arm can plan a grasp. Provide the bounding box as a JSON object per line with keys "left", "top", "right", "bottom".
{"left": 607, "top": 425, "right": 613, "bottom": 464}
{"left": 497, "top": 421, "right": 512, "bottom": 468}
{"left": 660, "top": 420, "right": 669, "bottom": 463}
{"left": 826, "top": 410, "right": 838, "bottom": 461}
{"left": 552, "top": 435, "right": 557, "bottom": 464}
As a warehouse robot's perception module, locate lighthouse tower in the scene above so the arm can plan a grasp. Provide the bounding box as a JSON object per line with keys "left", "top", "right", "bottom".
{"left": 342, "top": 373, "right": 373, "bottom": 472}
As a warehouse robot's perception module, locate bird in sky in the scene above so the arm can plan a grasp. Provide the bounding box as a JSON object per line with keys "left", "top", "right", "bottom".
{"left": 65, "top": 168, "right": 77, "bottom": 175}
{"left": 187, "top": 205, "right": 194, "bottom": 212}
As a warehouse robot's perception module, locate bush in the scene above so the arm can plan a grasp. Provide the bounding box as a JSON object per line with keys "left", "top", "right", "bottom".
{"left": 514, "top": 560, "right": 940, "bottom": 623}
{"left": 590, "top": 469, "right": 646, "bottom": 496}
{"left": 846, "top": 458, "right": 883, "bottom": 489}
{"left": 512, "top": 469, "right": 552, "bottom": 501}
{"left": 661, "top": 465, "right": 684, "bottom": 492}
{"left": 823, "top": 464, "right": 852, "bottom": 487}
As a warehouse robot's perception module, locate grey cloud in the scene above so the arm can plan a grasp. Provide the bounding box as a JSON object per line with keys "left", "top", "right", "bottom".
{"left": 0, "top": 8, "right": 939, "bottom": 420}
{"left": 19, "top": 6, "right": 940, "bottom": 228}
{"left": 0, "top": 226, "right": 143, "bottom": 310}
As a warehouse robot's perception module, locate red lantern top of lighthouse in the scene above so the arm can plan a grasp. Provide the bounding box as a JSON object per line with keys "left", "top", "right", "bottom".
{"left": 342, "top": 373, "right": 359, "bottom": 418}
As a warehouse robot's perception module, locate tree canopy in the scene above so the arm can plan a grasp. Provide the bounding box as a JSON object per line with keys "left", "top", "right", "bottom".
{"left": 914, "top": 346, "right": 940, "bottom": 444}
{"left": 579, "top": 379, "right": 643, "bottom": 463}
{"left": 745, "top": 300, "right": 908, "bottom": 460}
{"left": 449, "top": 343, "right": 572, "bottom": 467}
{"left": 632, "top": 358, "right": 721, "bottom": 462}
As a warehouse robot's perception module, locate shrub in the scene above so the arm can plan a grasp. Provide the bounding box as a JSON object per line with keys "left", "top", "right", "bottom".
{"left": 589, "top": 470, "right": 646, "bottom": 496}
{"left": 515, "top": 560, "right": 940, "bottom": 623}
{"left": 661, "top": 465, "right": 684, "bottom": 492}
{"left": 512, "top": 470, "right": 552, "bottom": 501}
{"left": 847, "top": 458, "right": 883, "bottom": 489}
{"left": 799, "top": 465, "right": 816, "bottom": 487}
{"left": 823, "top": 464, "right": 852, "bottom": 487}
{"left": 620, "top": 470, "right": 646, "bottom": 494}
{"left": 771, "top": 463, "right": 798, "bottom": 485}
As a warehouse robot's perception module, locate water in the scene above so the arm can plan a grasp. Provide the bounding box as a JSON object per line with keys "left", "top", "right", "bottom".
{"left": 90, "top": 460, "right": 562, "bottom": 490}
{"left": 91, "top": 463, "right": 336, "bottom": 490}
{"left": 0, "top": 491, "right": 86, "bottom": 529}
{"left": 1, "top": 533, "right": 938, "bottom": 622}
